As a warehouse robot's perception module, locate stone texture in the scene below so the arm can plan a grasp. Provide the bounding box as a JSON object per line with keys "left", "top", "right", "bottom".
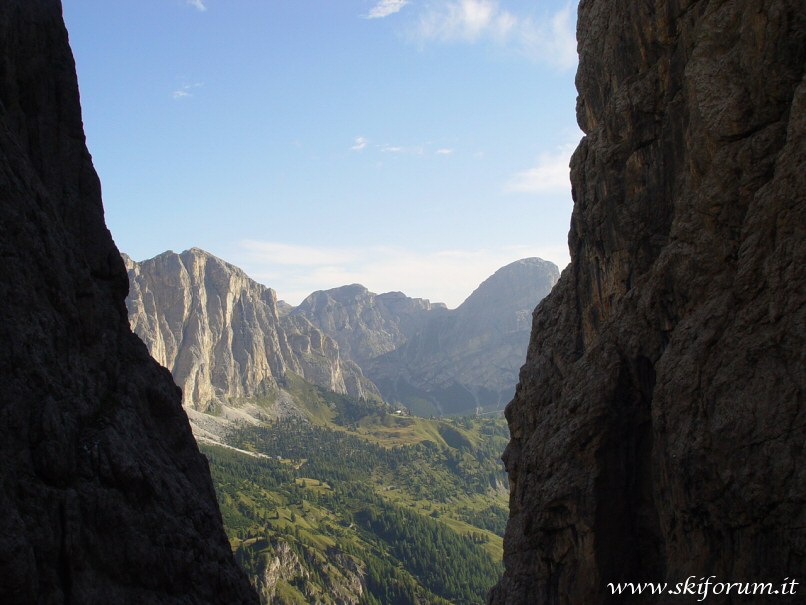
{"left": 0, "top": 2, "right": 257, "bottom": 603}
{"left": 490, "top": 1, "right": 806, "bottom": 604}
{"left": 125, "top": 249, "right": 379, "bottom": 411}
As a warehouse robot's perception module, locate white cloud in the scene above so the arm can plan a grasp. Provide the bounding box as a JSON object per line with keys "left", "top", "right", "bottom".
{"left": 415, "top": 0, "right": 511, "bottom": 42}
{"left": 351, "top": 136, "right": 370, "bottom": 151}
{"left": 505, "top": 143, "right": 577, "bottom": 194}
{"left": 352, "top": 139, "right": 446, "bottom": 156}
{"left": 410, "top": 1, "right": 577, "bottom": 70}
{"left": 231, "top": 241, "right": 570, "bottom": 307}
{"left": 172, "top": 82, "right": 203, "bottom": 100}
{"left": 366, "top": 0, "right": 409, "bottom": 19}
{"left": 517, "top": 6, "right": 577, "bottom": 70}
{"left": 187, "top": 0, "right": 207, "bottom": 12}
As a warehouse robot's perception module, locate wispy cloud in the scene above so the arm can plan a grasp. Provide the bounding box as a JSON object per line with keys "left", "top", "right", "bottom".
{"left": 517, "top": 6, "right": 577, "bottom": 70}
{"left": 172, "top": 82, "right": 204, "bottom": 100}
{"left": 505, "top": 143, "right": 577, "bottom": 194}
{"left": 233, "top": 240, "right": 569, "bottom": 307}
{"left": 380, "top": 143, "right": 425, "bottom": 155}
{"left": 351, "top": 136, "right": 370, "bottom": 151}
{"left": 186, "top": 0, "right": 207, "bottom": 12}
{"left": 409, "top": 0, "right": 577, "bottom": 70}
{"left": 365, "top": 0, "right": 409, "bottom": 19}
{"left": 415, "top": 0, "right": 515, "bottom": 42}
{"left": 352, "top": 137, "right": 452, "bottom": 157}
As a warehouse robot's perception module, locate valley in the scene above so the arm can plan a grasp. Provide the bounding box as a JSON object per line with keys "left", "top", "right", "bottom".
{"left": 122, "top": 249, "right": 548, "bottom": 604}
{"left": 202, "top": 382, "right": 509, "bottom": 604}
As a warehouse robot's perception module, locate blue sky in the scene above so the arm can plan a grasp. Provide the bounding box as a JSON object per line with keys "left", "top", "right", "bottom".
{"left": 63, "top": 0, "right": 580, "bottom": 307}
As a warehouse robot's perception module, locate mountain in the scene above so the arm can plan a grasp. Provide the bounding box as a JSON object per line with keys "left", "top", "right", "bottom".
{"left": 0, "top": 2, "right": 256, "bottom": 603}
{"left": 290, "top": 284, "right": 449, "bottom": 368}
{"left": 125, "top": 249, "right": 379, "bottom": 428}
{"left": 126, "top": 250, "right": 557, "bottom": 418}
{"left": 122, "top": 249, "right": 540, "bottom": 601}
{"left": 365, "top": 258, "right": 559, "bottom": 415}
{"left": 490, "top": 1, "right": 806, "bottom": 603}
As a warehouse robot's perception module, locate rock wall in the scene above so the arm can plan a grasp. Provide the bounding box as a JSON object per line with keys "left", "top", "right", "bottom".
{"left": 490, "top": 1, "right": 806, "bottom": 603}
{"left": 0, "top": 2, "right": 257, "bottom": 603}
{"left": 125, "top": 249, "right": 378, "bottom": 411}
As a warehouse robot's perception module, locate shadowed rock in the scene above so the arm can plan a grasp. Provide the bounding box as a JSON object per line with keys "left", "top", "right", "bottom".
{"left": 490, "top": 1, "right": 806, "bottom": 603}
{"left": 0, "top": 1, "right": 258, "bottom": 603}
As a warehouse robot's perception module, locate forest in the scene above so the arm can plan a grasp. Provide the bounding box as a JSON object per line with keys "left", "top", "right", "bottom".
{"left": 202, "top": 391, "right": 509, "bottom": 604}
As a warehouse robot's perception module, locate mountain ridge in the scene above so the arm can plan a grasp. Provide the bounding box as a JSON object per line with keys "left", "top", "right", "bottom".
{"left": 125, "top": 248, "right": 559, "bottom": 417}
{"left": 125, "top": 248, "right": 380, "bottom": 414}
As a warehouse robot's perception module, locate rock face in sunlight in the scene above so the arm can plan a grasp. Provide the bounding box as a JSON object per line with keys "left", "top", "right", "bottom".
{"left": 125, "top": 248, "right": 379, "bottom": 412}
{"left": 490, "top": 1, "right": 806, "bottom": 604}
{"left": 0, "top": 2, "right": 257, "bottom": 603}
{"left": 127, "top": 251, "right": 558, "bottom": 419}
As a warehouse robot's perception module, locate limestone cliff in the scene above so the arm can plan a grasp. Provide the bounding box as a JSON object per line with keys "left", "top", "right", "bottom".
{"left": 490, "top": 1, "right": 806, "bottom": 604}
{"left": 368, "top": 259, "right": 560, "bottom": 415}
{"left": 125, "top": 249, "right": 379, "bottom": 413}
{"left": 0, "top": 1, "right": 257, "bottom": 603}
{"left": 127, "top": 253, "right": 555, "bottom": 419}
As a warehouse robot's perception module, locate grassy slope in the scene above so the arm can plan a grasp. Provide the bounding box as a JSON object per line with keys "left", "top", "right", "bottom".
{"left": 202, "top": 379, "right": 509, "bottom": 604}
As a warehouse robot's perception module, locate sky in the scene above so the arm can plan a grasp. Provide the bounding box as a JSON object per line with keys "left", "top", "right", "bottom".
{"left": 62, "top": 0, "right": 581, "bottom": 307}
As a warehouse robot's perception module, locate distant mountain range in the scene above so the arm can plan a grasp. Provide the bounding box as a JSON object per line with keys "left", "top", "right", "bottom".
{"left": 124, "top": 248, "right": 559, "bottom": 423}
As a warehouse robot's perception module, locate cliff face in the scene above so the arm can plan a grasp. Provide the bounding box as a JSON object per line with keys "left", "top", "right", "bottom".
{"left": 368, "top": 259, "right": 560, "bottom": 415}
{"left": 126, "top": 252, "right": 555, "bottom": 420}
{"left": 490, "top": 1, "right": 806, "bottom": 604}
{"left": 125, "top": 249, "right": 377, "bottom": 413}
{"left": 0, "top": 2, "right": 257, "bottom": 603}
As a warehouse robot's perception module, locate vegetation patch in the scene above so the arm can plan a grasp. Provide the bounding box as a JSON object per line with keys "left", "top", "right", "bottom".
{"left": 202, "top": 388, "right": 509, "bottom": 604}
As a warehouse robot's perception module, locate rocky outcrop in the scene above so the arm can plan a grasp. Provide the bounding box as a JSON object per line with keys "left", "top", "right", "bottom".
{"left": 0, "top": 1, "right": 257, "bottom": 603}
{"left": 490, "top": 1, "right": 806, "bottom": 604}
{"left": 239, "top": 539, "right": 366, "bottom": 605}
{"left": 125, "top": 249, "right": 379, "bottom": 412}
{"left": 368, "top": 259, "right": 559, "bottom": 415}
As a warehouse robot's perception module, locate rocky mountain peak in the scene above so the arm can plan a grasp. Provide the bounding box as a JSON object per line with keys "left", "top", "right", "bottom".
{"left": 125, "top": 248, "right": 379, "bottom": 419}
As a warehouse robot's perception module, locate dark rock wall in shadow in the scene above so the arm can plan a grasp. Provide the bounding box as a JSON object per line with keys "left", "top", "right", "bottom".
{"left": 490, "top": 1, "right": 806, "bottom": 603}
{"left": 0, "top": 2, "right": 258, "bottom": 602}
